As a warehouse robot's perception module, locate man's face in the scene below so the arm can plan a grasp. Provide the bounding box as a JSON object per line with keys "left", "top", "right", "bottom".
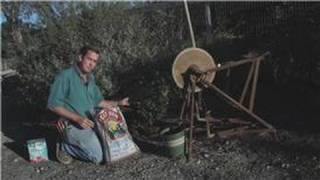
{"left": 79, "top": 50, "right": 99, "bottom": 74}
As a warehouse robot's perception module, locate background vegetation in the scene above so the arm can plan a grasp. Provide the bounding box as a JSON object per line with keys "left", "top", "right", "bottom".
{"left": 2, "top": 2, "right": 320, "bottom": 128}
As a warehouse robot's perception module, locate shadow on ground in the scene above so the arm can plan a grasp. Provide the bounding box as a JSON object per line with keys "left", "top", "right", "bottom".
{"left": 2, "top": 96, "right": 58, "bottom": 162}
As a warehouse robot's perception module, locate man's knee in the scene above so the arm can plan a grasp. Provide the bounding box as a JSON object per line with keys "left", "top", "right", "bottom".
{"left": 91, "top": 153, "right": 103, "bottom": 164}
{"left": 87, "top": 145, "right": 103, "bottom": 164}
{"left": 64, "top": 127, "right": 104, "bottom": 164}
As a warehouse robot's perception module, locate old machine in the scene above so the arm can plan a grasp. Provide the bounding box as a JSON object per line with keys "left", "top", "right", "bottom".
{"left": 173, "top": 0, "right": 276, "bottom": 160}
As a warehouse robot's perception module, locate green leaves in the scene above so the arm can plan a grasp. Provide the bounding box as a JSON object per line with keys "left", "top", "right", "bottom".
{"left": 2, "top": 2, "right": 319, "bottom": 124}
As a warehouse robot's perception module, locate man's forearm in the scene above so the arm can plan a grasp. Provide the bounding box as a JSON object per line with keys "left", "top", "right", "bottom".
{"left": 50, "top": 107, "right": 82, "bottom": 124}
{"left": 98, "top": 100, "right": 119, "bottom": 108}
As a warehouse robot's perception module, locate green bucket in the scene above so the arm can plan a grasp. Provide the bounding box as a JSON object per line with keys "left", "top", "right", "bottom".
{"left": 156, "top": 127, "right": 185, "bottom": 157}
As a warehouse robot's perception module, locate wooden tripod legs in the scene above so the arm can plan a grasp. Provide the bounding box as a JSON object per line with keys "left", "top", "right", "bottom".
{"left": 179, "top": 79, "right": 213, "bottom": 161}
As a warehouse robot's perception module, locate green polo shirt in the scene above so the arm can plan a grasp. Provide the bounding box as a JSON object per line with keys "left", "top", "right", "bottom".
{"left": 47, "top": 65, "right": 103, "bottom": 118}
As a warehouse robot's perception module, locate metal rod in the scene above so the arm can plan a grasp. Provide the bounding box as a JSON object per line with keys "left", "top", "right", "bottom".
{"left": 205, "top": 113, "right": 214, "bottom": 138}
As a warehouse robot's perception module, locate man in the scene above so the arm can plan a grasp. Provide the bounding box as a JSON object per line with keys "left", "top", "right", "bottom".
{"left": 47, "top": 46, "right": 129, "bottom": 164}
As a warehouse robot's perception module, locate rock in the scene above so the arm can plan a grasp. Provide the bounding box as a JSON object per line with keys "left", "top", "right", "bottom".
{"left": 225, "top": 141, "right": 230, "bottom": 145}
{"left": 35, "top": 168, "right": 40, "bottom": 173}
{"left": 13, "top": 158, "right": 19, "bottom": 162}
{"left": 203, "top": 153, "right": 210, "bottom": 158}
{"left": 312, "top": 156, "right": 317, "bottom": 161}
{"left": 281, "top": 163, "right": 290, "bottom": 168}
{"left": 215, "top": 167, "right": 219, "bottom": 171}
{"left": 266, "top": 165, "right": 271, "bottom": 170}
{"left": 68, "top": 170, "right": 72, "bottom": 174}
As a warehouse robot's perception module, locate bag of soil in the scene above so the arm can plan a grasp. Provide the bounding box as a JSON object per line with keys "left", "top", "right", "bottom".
{"left": 92, "top": 107, "right": 140, "bottom": 164}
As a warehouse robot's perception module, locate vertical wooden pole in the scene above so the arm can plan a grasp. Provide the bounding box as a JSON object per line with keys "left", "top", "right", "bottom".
{"left": 180, "top": 93, "right": 187, "bottom": 121}
{"left": 249, "top": 59, "right": 261, "bottom": 112}
{"left": 187, "top": 79, "right": 196, "bottom": 161}
{"left": 184, "top": 0, "right": 197, "bottom": 48}
{"left": 240, "top": 62, "right": 255, "bottom": 105}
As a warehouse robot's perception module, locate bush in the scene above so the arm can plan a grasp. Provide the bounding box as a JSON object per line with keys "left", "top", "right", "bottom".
{"left": 2, "top": 2, "right": 187, "bottom": 125}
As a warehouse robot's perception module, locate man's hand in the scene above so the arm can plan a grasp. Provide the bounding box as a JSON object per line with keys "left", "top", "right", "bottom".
{"left": 118, "top": 97, "right": 130, "bottom": 106}
{"left": 97, "top": 109, "right": 108, "bottom": 123}
{"left": 50, "top": 107, "right": 94, "bottom": 129}
{"left": 56, "top": 119, "right": 66, "bottom": 137}
{"left": 75, "top": 117, "right": 94, "bottom": 129}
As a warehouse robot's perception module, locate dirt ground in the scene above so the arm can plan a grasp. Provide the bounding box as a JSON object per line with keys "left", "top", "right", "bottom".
{"left": 2, "top": 82, "right": 320, "bottom": 180}
{"left": 2, "top": 128, "right": 320, "bottom": 180}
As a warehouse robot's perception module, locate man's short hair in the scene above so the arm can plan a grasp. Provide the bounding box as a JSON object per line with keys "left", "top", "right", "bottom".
{"left": 79, "top": 46, "right": 100, "bottom": 57}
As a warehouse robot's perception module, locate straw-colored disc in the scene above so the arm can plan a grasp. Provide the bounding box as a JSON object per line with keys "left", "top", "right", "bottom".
{"left": 172, "top": 48, "right": 216, "bottom": 92}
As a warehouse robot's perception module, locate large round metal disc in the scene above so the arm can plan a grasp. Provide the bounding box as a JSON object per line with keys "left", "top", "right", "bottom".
{"left": 172, "top": 48, "right": 216, "bottom": 92}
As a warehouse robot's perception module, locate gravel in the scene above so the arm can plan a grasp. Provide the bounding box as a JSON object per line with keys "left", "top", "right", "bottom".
{"left": 2, "top": 129, "right": 320, "bottom": 180}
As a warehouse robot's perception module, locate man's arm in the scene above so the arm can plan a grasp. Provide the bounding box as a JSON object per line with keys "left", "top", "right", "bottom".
{"left": 98, "top": 97, "right": 130, "bottom": 109}
{"left": 50, "top": 107, "right": 94, "bottom": 129}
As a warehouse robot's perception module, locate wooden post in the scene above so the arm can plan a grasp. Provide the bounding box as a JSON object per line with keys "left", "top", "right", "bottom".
{"left": 187, "top": 78, "right": 196, "bottom": 161}
{"left": 249, "top": 59, "right": 261, "bottom": 112}
{"left": 240, "top": 62, "right": 255, "bottom": 105}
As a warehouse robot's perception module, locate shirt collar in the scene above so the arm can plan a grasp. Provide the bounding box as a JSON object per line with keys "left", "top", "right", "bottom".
{"left": 73, "top": 63, "right": 93, "bottom": 82}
